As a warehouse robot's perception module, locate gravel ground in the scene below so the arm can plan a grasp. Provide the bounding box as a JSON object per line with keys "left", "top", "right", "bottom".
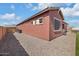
{"left": 14, "top": 31, "right": 76, "bottom": 56}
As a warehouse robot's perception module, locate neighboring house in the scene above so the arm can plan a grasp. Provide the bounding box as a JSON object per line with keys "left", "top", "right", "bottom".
{"left": 17, "top": 7, "right": 67, "bottom": 41}
{"left": 4, "top": 25, "right": 16, "bottom": 33}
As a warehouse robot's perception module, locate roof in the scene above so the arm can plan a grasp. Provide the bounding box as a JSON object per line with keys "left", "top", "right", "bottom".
{"left": 3, "top": 25, "right": 16, "bottom": 27}
{"left": 63, "top": 21, "right": 68, "bottom": 25}
{"left": 17, "top": 7, "right": 64, "bottom": 26}
{"left": 0, "top": 26, "right": 2, "bottom": 27}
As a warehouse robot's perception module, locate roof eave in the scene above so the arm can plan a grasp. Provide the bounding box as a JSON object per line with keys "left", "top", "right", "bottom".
{"left": 17, "top": 7, "right": 60, "bottom": 26}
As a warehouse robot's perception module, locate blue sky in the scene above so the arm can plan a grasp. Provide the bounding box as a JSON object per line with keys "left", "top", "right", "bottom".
{"left": 0, "top": 3, "right": 79, "bottom": 28}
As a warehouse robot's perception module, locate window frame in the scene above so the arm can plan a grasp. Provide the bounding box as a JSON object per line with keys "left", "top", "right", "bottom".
{"left": 32, "top": 17, "right": 43, "bottom": 25}
{"left": 53, "top": 17, "right": 62, "bottom": 32}
{"left": 36, "top": 17, "right": 43, "bottom": 24}
{"left": 32, "top": 20, "right": 36, "bottom": 25}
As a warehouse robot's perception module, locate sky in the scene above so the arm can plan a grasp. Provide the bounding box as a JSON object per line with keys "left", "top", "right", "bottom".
{"left": 0, "top": 3, "right": 79, "bottom": 28}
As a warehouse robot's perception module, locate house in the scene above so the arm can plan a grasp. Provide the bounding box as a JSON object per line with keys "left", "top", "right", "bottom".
{"left": 4, "top": 25, "right": 16, "bottom": 33}
{"left": 17, "top": 7, "right": 67, "bottom": 41}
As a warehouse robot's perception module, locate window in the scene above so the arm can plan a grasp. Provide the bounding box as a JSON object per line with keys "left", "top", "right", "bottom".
{"left": 53, "top": 17, "right": 61, "bottom": 31}
{"left": 32, "top": 17, "right": 43, "bottom": 25}
{"left": 36, "top": 19, "right": 39, "bottom": 24}
{"left": 39, "top": 18, "right": 43, "bottom": 23}
{"left": 36, "top": 17, "right": 43, "bottom": 24}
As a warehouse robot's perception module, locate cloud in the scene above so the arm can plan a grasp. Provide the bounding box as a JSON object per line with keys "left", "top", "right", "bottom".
{"left": 0, "top": 13, "right": 21, "bottom": 20}
{"left": 32, "top": 3, "right": 61, "bottom": 10}
{"left": 28, "top": 3, "right": 73, "bottom": 11}
{"left": 1, "top": 22, "right": 15, "bottom": 26}
{"left": 25, "top": 3, "right": 33, "bottom": 8}
{"left": 11, "top": 5, "right": 15, "bottom": 10}
{"left": 27, "top": 3, "right": 79, "bottom": 17}
{"left": 0, "top": 13, "right": 21, "bottom": 25}
{"left": 25, "top": 3, "right": 63, "bottom": 10}
{"left": 61, "top": 3, "right": 79, "bottom": 17}
{"left": 1, "top": 20, "right": 20, "bottom": 26}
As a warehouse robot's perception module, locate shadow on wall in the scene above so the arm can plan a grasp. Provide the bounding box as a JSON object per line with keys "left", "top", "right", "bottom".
{"left": 0, "top": 32, "right": 29, "bottom": 56}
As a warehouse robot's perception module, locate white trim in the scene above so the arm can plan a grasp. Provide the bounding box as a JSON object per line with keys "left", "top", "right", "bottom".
{"left": 32, "top": 17, "right": 43, "bottom": 25}
{"left": 36, "top": 17, "right": 43, "bottom": 25}
{"left": 36, "top": 19, "right": 40, "bottom": 24}
{"left": 53, "top": 17, "right": 62, "bottom": 32}
{"left": 32, "top": 20, "right": 36, "bottom": 25}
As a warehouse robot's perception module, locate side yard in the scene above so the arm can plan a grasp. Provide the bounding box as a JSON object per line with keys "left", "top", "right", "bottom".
{"left": 14, "top": 31, "right": 76, "bottom": 56}
{"left": 0, "top": 31, "right": 76, "bottom": 56}
{"left": 0, "top": 32, "right": 29, "bottom": 56}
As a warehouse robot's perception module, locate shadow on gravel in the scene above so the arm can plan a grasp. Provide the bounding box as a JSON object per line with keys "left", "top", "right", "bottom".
{"left": 0, "top": 32, "right": 29, "bottom": 56}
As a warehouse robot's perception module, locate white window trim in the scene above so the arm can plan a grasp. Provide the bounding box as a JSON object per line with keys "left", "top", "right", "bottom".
{"left": 32, "top": 20, "right": 36, "bottom": 25}
{"left": 36, "top": 17, "right": 43, "bottom": 24}
{"left": 36, "top": 19, "right": 40, "bottom": 24}
{"left": 53, "top": 17, "right": 62, "bottom": 32}
{"left": 32, "top": 17, "right": 43, "bottom": 25}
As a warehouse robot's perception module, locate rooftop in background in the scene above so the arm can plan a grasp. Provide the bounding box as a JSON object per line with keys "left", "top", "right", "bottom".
{"left": 3, "top": 25, "right": 16, "bottom": 27}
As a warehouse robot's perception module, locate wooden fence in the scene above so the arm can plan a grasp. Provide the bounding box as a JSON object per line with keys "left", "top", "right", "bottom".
{"left": 0, "top": 26, "right": 7, "bottom": 40}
